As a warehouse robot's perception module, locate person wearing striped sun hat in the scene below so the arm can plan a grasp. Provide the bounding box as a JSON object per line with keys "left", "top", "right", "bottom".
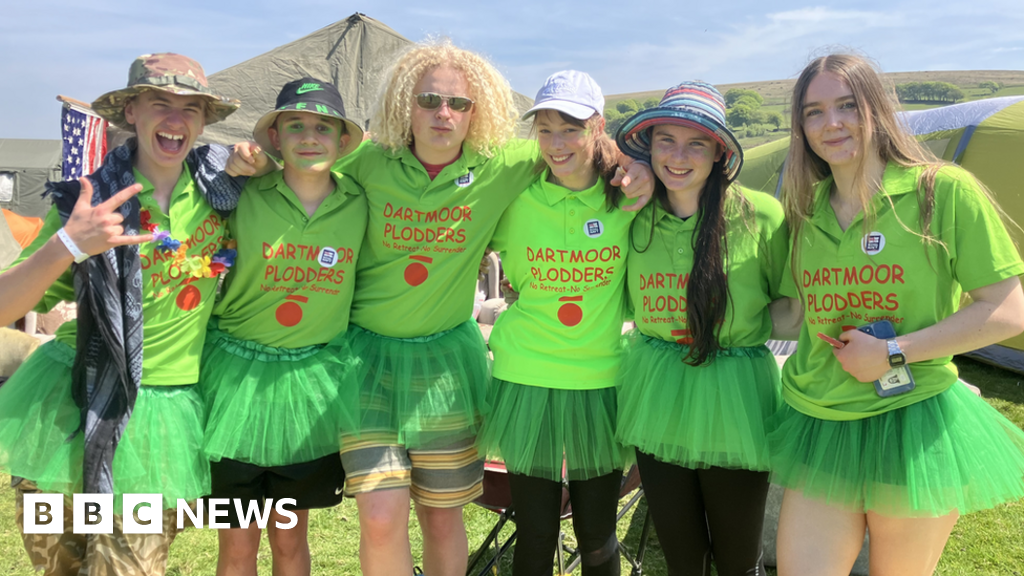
{"left": 614, "top": 81, "right": 798, "bottom": 576}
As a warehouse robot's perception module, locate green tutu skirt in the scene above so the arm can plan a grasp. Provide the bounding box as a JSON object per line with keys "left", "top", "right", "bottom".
{"left": 616, "top": 333, "right": 780, "bottom": 471}
{"left": 768, "top": 382, "right": 1024, "bottom": 517}
{"left": 0, "top": 341, "right": 209, "bottom": 509}
{"left": 346, "top": 321, "right": 490, "bottom": 449}
{"left": 478, "top": 379, "right": 628, "bottom": 482}
{"left": 199, "top": 327, "right": 361, "bottom": 467}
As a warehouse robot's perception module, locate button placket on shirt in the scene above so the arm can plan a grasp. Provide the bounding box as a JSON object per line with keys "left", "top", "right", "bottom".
{"left": 673, "top": 227, "right": 692, "bottom": 272}
{"left": 566, "top": 195, "right": 582, "bottom": 246}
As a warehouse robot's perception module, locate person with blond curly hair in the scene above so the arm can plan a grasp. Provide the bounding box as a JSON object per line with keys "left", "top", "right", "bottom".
{"left": 224, "top": 39, "right": 651, "bottom": 576}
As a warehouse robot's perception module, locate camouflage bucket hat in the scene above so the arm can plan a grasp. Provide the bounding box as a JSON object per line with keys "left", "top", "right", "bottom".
{"left": 91, "top": 53, "right": 240, "bottom": 131}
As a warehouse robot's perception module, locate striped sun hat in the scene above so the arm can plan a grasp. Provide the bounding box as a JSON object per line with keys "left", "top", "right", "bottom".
{"left": 616, "top": 81, "right": 743, "bottom": 181}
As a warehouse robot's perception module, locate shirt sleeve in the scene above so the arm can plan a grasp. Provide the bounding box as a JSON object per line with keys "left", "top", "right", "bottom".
{"left": 762, "top": 205, "right": 791, "bottom": 301}
{"left": 332, "top": 139, "right": 375, "bottom": 187}
{"left": 778, "top": 239, "right": 799, "bottom": 300}
{"left": 942, "top": 168, "right": 1024, "bottom": 292}
{"left": 495, "top": 139, "right": 542, "bottom": 195}
{"left": 3, "top": 206, "right": 75, "bottom": 312}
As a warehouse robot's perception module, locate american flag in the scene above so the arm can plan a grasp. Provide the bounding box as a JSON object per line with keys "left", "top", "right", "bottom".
{"left": 61, "top": 104, "right": 107, "bottom": 181}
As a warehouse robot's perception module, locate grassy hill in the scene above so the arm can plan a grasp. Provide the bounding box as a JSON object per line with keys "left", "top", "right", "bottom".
{"left": 606, "top": 70, "right": 1024, "bottom": 149}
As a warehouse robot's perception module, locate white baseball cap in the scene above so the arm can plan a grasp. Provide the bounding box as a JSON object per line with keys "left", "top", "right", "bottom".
{"left": 522, "top": 70, "right": 605, "bottom": 121}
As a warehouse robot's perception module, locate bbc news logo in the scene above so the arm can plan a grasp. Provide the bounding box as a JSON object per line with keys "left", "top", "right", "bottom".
{"left": 23, "top": 494, "right": 298, "bottom": 534}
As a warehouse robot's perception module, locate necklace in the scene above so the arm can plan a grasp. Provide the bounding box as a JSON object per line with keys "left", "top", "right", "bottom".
{"left": 140, "top": 209, "right": 236, "bottom": 278}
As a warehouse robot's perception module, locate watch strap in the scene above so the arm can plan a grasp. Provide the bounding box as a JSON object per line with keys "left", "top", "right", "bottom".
{"left": 886, "top": 338, "right": 906, "bottom": 368}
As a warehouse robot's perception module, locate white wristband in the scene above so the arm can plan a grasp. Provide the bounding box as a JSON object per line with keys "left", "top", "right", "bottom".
{"left": 57, "top": 227, "right": 90, "bottom": 263}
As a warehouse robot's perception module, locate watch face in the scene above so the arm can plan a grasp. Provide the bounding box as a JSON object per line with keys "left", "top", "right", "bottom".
{"left": 889, "top": 353, "right": 907, "bottom": 367}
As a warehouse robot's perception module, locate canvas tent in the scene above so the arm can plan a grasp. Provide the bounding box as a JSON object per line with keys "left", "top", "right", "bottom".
{"left": 201, "top": 13, "right": 534, "bottom": 147}
{"left": 738, "top": 96, "right": 1024, "bottom": 373}
{"left": 0, "top": 139, "right": 61, "bottom": 219}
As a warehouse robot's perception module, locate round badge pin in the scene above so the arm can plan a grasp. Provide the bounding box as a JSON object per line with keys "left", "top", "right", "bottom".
{"left": 318, "top": 247, "right": 339, "bottom": 268}
{"left": 455, "top": 171, "right": 474, "bottom": 187}
{"left": 584, "top": 219, "right": 604, "bottom": 239}
{"left": 861, "top": 231, "right": 886, "bottom": 255}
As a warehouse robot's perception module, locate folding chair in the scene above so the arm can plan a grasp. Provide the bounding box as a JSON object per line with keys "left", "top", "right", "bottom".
{"left": 466, "top": 461, "right": 652, "bottom": 576}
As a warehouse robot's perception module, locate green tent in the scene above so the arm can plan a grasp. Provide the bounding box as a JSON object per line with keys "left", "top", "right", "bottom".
{"left": 739, "top": 96, "right": 1024, "bottom": 373}
{"left": 736, "top": 136, "right": 789, "bottom": 197}
{"left": 0, "top": 139, "right": 61, "bottom": 219}
{"left": 201, "top": 13, "right": 534, "bottom": 146}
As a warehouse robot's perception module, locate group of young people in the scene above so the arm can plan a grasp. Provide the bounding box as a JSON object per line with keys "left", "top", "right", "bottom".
{"left": 0, "top": 38, "right": 1023, "bottom": 576}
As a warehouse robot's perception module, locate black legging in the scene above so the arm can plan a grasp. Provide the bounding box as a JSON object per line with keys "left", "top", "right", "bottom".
{"left": 635, "top": 449, "right": 769, "bottom": 576}
{"left": 507, "top": 470, "right": 622, "bottom": 576}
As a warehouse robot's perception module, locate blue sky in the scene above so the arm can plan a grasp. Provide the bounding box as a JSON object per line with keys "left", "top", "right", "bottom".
{"left": 3, "top": 0, "right": 1022, "bottom": 140}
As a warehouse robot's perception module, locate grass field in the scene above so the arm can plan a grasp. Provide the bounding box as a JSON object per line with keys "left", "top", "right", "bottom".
{"left": 2, "top": 357, "right": 1023, "bottom": 575}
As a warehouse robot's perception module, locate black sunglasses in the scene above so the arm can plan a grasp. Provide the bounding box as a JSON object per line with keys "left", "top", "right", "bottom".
{"left": 415, "top": 92, "right": 474, "bottom": 113}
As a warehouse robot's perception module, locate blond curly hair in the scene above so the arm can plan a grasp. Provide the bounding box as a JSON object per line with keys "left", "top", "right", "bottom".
{"left": 371, "top": 38, "right": 518, "bottom": 158}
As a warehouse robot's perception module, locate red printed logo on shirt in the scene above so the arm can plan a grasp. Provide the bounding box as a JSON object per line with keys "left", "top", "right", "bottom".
{"left": 405, "top": 255, "right": 432, "bottom": 286}
{"left": 557, "top": 295, "right": 584, "bottom": 327}
{"left": 175, "top": 278, "right": 202, "bottom": 311}
{"left": 671, "top": 328, "right": 693, "bottom": 345}
{"left": 276, "top": 295, "right": 308, "bottom": 327}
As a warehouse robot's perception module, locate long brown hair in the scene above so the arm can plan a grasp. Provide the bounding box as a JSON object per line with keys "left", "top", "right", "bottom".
{"left": 783, "top": 53, "right": 1017, "bottom": 290}
{"left": 533, "top": 111, "right": 622, "bottom": 210}
{"left": 633, "top": 155, "right": 749, "bottom": 365}
{"left": 783, "top": 53, "right": 938, "bottom": 236}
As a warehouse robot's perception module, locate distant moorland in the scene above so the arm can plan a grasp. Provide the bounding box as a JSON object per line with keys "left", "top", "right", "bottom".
{"left": 604, "top": 70, "right": 1024, "bottom": 149}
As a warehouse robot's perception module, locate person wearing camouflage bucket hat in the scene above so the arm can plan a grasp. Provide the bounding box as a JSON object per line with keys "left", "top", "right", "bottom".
{"left": 92, "top": 52, "right": 239, "bottom": 131}
{"left": 0, "top": 51, "right": 247, "bottom": 576}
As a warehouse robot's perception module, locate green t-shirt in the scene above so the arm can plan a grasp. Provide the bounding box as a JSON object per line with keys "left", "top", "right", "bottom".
{"left": 489, "top": 174, "right": 636, "bottom": 390}
{"left": 780, "top": 163, "right": 1024, "bottom": 420}
{"left": 9, "top": 166, "right": 227, "bottom": 386}
{"left": 628, "top": 187, "right": 789, "bottom": 348}
{"left": 334, "top": 139, "right": 540, "bottom": 338}
{"left": 213, "top": 171, "right": 367, "bottom": 347}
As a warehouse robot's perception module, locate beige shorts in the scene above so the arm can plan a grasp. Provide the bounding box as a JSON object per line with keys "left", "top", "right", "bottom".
{"left": 340, "top": 433, "right": 484, "bottom": 508}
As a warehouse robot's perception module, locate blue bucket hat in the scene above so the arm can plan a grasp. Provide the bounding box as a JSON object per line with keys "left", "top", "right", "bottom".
{"left": 616, "top": 81, "right": 743, "bottom": 182}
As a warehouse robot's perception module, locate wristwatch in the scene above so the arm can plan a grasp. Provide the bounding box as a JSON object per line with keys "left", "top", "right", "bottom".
{"left": 886, "top": 339, "right": 907, "bottom": 368}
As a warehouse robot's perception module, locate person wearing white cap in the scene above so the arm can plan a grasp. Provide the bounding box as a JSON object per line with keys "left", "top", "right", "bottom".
{"left": 477, "top": 70, "right": 637, "bottom": 576}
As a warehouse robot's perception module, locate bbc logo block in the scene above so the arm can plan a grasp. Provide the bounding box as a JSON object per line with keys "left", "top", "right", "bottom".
{"left": 23, "top": 493, "right": 163, "bottom": 534}
{"left": 23, "top": 494, "right": 299, "bottom": 533}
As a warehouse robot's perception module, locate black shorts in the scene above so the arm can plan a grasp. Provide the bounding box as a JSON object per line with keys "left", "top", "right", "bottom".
{"left": 209, "top": 453, "right": 346, "bottom": 528}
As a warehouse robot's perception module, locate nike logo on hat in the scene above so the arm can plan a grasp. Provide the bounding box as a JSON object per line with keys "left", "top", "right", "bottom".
{"left": 296, "top": 83, "right": 323, "bottom": 94}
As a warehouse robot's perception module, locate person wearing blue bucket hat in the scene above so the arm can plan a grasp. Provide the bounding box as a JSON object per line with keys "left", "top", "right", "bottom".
{"left": 614, "top": 81, "right": 798, "bottom": 576}
{"left": 478, "top": 69, "right": 638, "bottom": 576}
